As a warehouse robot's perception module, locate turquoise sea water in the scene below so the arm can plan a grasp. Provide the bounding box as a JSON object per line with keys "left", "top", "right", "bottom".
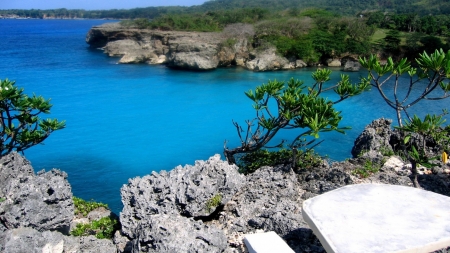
{"left": 1, "top": 19, "right": 448, "bottom": 213}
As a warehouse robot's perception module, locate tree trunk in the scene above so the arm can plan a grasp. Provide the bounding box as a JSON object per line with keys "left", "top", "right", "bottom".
{"left": 223, "top": 149, "right": 237, "bottom": 165}
{"left": 410, "top": 160, "right": 421, "bottom": 188}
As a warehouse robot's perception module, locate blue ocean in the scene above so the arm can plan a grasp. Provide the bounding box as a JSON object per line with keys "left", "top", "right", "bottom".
{"left": 0, "top": 19, "right": 447, "bottom": 213}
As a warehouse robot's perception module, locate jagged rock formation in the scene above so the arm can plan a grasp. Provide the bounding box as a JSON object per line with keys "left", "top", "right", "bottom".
{"left": 3, "top": 227, "right": 116, "bottom": 253}
{"left": 1, "top": 119, "right": 450, "bottom": 252}
{"left": 0, "top": 153, "right": 116, "bottom": 253}
{"left": 120, "top": 154, "right": 243, "bottom": 252}
{"left": 0, "top": 153, "right": 74, "bottom": 235}
{"left": 351, "top": 118, "right": 394, "bottom": 160}
{"left": 86, "top": 23, "right": 310, "bottom": 71}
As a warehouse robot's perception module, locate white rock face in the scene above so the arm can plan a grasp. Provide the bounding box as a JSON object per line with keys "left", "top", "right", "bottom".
{"left": 303, "top": 184, "right": 450, "bottom": 253}
{"left": 245, "top": 48, "right": 293, "bottom": 71}
{"left": 327, "top": 59, "right": 341, "bottom": 67}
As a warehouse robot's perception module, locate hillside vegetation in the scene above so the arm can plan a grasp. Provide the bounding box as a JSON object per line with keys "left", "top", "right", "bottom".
{"left": 3, "top": 0, "right": 450, "bottom": 63}
{"left": 1, "top": 0, "right": 450, "bottom": 19}
{"left": 119, "top": 7, "right": 449, "bottom": 63}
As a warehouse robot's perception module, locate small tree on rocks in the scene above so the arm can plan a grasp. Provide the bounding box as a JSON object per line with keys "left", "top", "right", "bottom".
{"left": 0, "top": 79, "right": 65, "bottom": 156}
{"left": 360, "top": 49, "right": 450, "bottom": 187}
{"left": 224, "top": 69, "right": 370, "bottom": 166}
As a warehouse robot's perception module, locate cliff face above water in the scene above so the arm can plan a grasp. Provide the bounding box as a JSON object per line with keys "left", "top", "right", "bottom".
{"left": 1, "top": 119, "right": 450, "bottom": 252}
{"left": 85, "top": 23, "right": 312, "bottom": 71}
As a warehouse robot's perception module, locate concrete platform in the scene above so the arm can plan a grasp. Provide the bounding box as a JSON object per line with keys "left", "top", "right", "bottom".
{"left": 244, "top": 231, "right": 295, "bottom": 253}
{"left": 302, "top": 184, "right": 450, "bottom": 253}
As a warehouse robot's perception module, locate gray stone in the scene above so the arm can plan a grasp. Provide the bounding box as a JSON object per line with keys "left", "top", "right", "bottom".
{"left": 215, "top": 165, "right": 308, "bottom": 251}
{"left": 326, "top": 59, "right": 341, "bottom": 67}
{"left": 2, "top": 227, "right": 115, "bottom": 253}
{"left": 0, "top": 152, "right": 34, "bottom": 196}
{"left": 120, "top": 154, "right": 243, "bottom": 250}
{"left": 303, "top": 184, "right": 450, "bottom": 253}
{"left": 295, "top": 60, "right": 307, "bottom": 68}
{"left": 114, "top": 230, "right": 133, "bottom": 253}
{"left": 0, "top": 153, "right": 74, "bottom": 234}
{"left": 131, "top": 214, "right": 227, "bottom": 253}
{"left": 343, "top": 59, "right": 362, "bottom": 71}
{"left": 352, "top": 118, "right": 394, "bottom": 159}
{"left": 245, "top": 48, "right": 293, "bottom": 71}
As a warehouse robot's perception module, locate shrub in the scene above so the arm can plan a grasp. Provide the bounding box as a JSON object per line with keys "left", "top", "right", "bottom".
{"left": 0, "top": 79, "right": 65, "bottom": 156}
{"left": 352, "top": 160, "right": 381, "bottom": 178}
{"left": 236, "top": 147, "right": 324, "bottom": 174}
{"left": 73, "top": 197, "right": 109, "bottom": 217}
{"left": 206, "top": 194, "right": 222, "bottom": 212}
{"left": 224, "top": 69, "right": 370, "bottom": 165}
{"left": 70, "top": 216, "right": 120, "bottom": 239}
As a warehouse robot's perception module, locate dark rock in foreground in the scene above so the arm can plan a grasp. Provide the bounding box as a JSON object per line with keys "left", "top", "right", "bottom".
{"left": 0, "top": 153, "right": 74, "bottom": 235}
{"left": 0, "top": 153, "right": 116, "bottom": 253}
{"left": 120, "top": 154, "right": 242, "bottom": 252}
{"left": 1, "top": 118, "right": 450, "bottom": 252}
{"left": 3, "top": 227, "right": 116, "bottom": 253}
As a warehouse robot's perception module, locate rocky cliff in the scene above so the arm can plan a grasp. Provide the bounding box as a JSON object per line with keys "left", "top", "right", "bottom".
{"left": 86, "top": 23, "right": 338, "bottom": 71}
{"left": 1, "top": 119, "right": 450, "bottom": 252}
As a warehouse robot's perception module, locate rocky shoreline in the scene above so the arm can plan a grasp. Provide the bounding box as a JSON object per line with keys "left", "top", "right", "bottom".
{"left": 1, "top": 119, "right": 450, "bottom": 252}
{"left": 86, "top": 23, "right": 362, "bottom": 72}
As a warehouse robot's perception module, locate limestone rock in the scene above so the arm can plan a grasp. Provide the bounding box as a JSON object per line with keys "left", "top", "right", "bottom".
{"left": 245, "top": 48, "right": 293, "bottom": 71}
{"left": 0, "top": 152, "right": 34, "bottom": 196}
{"left": 0, "top": 153, "right": 74, "bottom": 235}
{"left": 351, "top": 118, "right": 394, "bottom": 158}
{"left": 2, "top": 227, "right": 116, "bottom": 253}
{"left": 326, "top": 59, "right": 341, "bottom": 67}
{"left": 295, "top": 60, "right": 307, "bottom": 68}
{"left": 343, "top": 59, "right": 361, "bottom": 71}
{"left": 131, "top": 214, "right": 227, "bottom": 253}
{"left": 215, "top": 165, "right": 314, "bottom": 251}
{"left": 114, "top": 230, "right": 133, "bottom": 253}
{"left": 120, "top": 154, "right": 244, "bottom": 244}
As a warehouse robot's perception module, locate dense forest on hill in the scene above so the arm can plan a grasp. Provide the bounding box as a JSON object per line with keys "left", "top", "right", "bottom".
{"left": 2, "top": 0, "right": 449, "bottom": 63}
{"left": 1, "top": 0, "right": 450, "bottom": 19}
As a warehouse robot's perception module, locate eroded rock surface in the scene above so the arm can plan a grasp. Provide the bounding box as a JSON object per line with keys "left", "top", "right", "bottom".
{"left": 351, "top": 118, "right": 394, "bottom": 159}
{"left": 0, "top": 153, "right": 74, "bottom": 235}
{"left": 120, "top": 154, "right": 243, "bottom": 252}
{"left": 2, "top": 227, "right": 116, "bottom": 253}
{"left": 86, "top": 23, "right": 312, "bottom": 71}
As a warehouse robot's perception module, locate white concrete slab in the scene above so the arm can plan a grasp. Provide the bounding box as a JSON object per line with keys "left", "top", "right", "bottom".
{"left": 244, "top": 231, "right": 295, "bottom": 253}
{"left": 302, "top": 184, "right": 450, "bottom": 253}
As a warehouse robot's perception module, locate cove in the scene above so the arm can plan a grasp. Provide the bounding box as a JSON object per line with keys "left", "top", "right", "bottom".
{"left": 0, "top": 19, "right": 448, "bottom": 213}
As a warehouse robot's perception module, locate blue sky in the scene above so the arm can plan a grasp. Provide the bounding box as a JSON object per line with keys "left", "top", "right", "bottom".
{"left": 1, "top": 0, "right": 209, "bottom": 10}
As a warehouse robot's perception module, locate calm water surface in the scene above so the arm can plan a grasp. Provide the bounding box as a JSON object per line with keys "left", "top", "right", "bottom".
{"left": 0, "top": 19, "right": 447, "bottom": 213}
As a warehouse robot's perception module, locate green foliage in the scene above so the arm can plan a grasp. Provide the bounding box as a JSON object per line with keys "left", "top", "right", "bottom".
{"left": 0, "top": 197, "right": 5, "bottom": 203}
{"left": 398, "top": 114, "right": 448, "bottom": 168}
{"left": 353, "top": 160, "right": 381, "bottom": 178}
{"left": 70, "top": 216, "right": 120, "bottom": 239}
{"left": 379, "top": 145, "right": 395, "bottom": 156}
{"left": 237, "top": 148, "right": 292, "bottom": 174}
{"left": 224, "top": 69, "right": 369, "bottom": 164}
{"left": 221, "top": 38, "right": 238, "bottom": 49}
{"left": 236, "top": 148, "right": 323, "bottom": 174}
{"left": 123, "top": 8, "right": 269, "bottom": 32}
{"left": 206, "top": 194, "right": 222, "bottom": 212}
{"left": 73, "top": 197, "right": 109, "bottom": 217}
{"left": 383, "top": 30, "right": 401, "bottom": 54}
{"left": 360, "top": 49, "right": 450, "bottom": 187}
{"left": 0, "top": 79, "right": 65, "bottom": 156}
{"left": 120, "top": 18, "right": 152, "bottom": 29}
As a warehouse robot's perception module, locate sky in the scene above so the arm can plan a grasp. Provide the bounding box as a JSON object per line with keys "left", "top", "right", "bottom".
{"left": 0, "top": 0, "right": 209, "bottom": 10}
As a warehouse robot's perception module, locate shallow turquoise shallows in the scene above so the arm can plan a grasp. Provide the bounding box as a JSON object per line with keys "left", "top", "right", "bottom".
{"left": 1, "top": 19, "right": 447, "bottom": 213}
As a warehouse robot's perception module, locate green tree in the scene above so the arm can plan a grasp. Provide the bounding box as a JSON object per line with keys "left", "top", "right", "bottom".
{"left": 224, "top": 69, "right": 370, "bottom": 165}
{"left": 360, "top": 49, "right": 450, "bottom": 187}
{"left": 383, "top": 30, "right": 401, "bottom": 54}
{"left": 0, "top": 79, "right": 65, "bottom": 156}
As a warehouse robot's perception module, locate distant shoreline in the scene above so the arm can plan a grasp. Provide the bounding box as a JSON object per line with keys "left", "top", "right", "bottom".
{"left": 0, "top": 15, "right": 118, "bottom": 20}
